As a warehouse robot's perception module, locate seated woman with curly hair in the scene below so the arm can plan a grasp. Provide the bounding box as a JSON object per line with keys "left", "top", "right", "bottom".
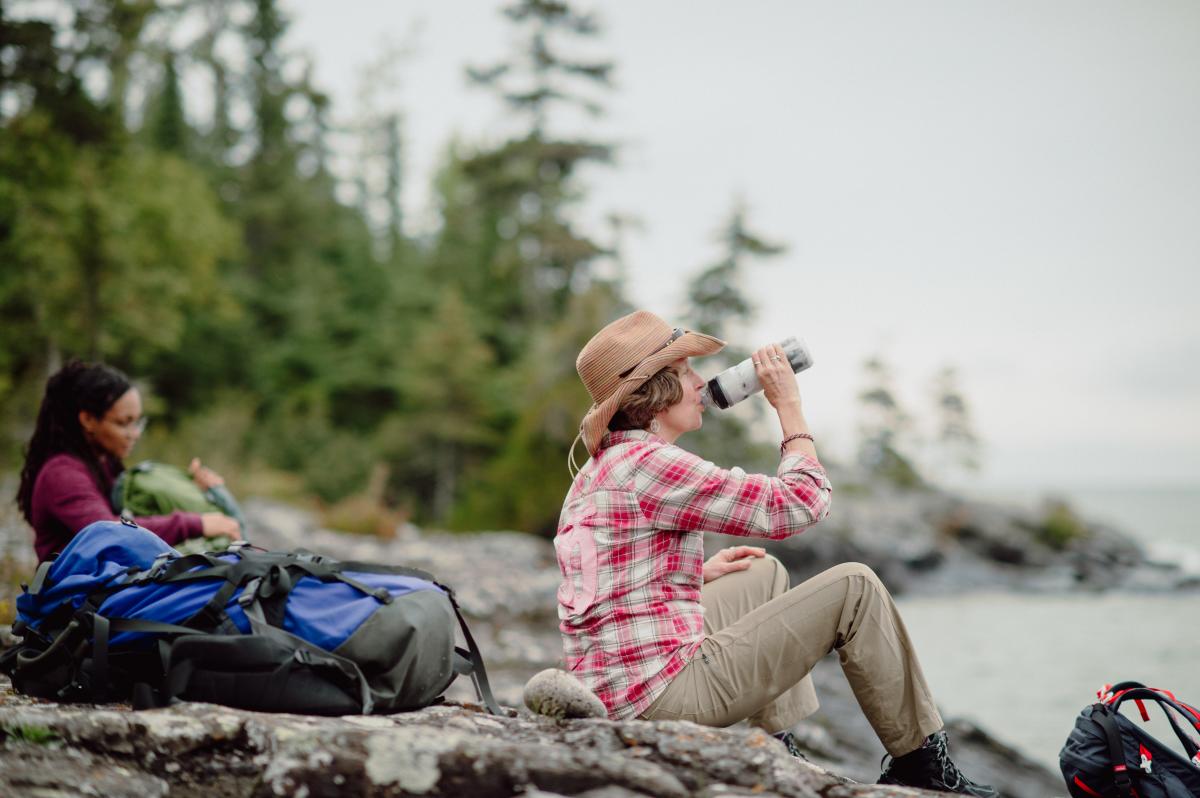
{"left": 16, "top": 360, "right": 241, "bottom": 562}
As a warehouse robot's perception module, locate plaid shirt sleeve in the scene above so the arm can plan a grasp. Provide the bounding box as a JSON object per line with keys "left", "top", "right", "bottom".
{"left": 630, "top": 444, "right": 832, "bottom": 540}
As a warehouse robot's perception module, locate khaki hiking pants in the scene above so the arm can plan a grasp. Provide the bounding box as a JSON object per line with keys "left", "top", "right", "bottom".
{"left": 638, "top": 556, "right": 944, "bottom": 757}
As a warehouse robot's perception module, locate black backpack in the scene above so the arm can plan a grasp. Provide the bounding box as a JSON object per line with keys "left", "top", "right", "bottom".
{"left": 1, "top": 520, "right": 502, "bottom": 716}
{"left": 1060, "top": 681, "right": 1200, "bottom": 798}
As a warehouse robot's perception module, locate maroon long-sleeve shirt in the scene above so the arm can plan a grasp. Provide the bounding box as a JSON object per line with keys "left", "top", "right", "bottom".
{"left": 29, "top": 452, "right": 202, "bottom": 562}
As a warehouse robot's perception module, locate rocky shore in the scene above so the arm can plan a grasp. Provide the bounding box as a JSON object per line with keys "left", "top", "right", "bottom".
{"left": 714, "top": 484, "right": 1193, "bottom": 597}
{"left": 0, "top": 487, "right": 1182, "bottom": 797}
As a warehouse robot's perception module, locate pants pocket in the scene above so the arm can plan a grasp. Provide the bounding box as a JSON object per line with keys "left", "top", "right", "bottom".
{"left": 693, "top": 641, "right": 739, "bottom": 718}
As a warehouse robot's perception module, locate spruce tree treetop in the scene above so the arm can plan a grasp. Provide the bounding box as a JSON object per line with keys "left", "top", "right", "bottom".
{"left": 468, "top": 0, "right": 613, "bottom": 135}
{"left": 685, "top": 200, "right": 787, "bottom": 345}
{"left": 456, "top": 0, "right": 617, "bottom": 356}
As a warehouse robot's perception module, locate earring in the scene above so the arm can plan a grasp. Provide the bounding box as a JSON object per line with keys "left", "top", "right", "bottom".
{"left": 649, "top": 419, "right": 661, "bottom": 434}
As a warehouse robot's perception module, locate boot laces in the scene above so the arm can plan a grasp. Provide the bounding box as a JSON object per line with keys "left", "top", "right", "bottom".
{"left": 773, "top": 731, "right": 809, "bottom": 761}
{"left": 929, "top": 734, "right": 968, "bottom": 791}
{"left": 880, "top": 733, "right": 967, "bottom": 791}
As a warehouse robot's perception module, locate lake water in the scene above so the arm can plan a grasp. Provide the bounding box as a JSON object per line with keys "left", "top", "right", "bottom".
{"left": 896, "top": 485, "right": 1200, "bottom": 773}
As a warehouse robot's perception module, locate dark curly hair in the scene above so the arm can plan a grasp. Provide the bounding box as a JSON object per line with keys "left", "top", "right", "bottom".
{"left": 16, "top": 360, "right": 132, "bottom": 524}
{"left": 608, "top": 365, "right": 684, "bottom": 432}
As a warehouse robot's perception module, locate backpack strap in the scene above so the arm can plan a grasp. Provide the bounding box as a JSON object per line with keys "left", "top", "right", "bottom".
{"left": 339, "top": 561, "right": 441, "bottom": 583}
{"left": 92, "top": 614, "right": 111, "bottom": 700}
{"left": 1105, "top": 687, "right": 1200, "bottom": 760}
{"left": 280, "top": 558, "right": 394, "bottom": 603}
{"left": 445, "top": 593, "right": 503, "bottom": 716}
{"left": 91, "top": 614, "right": 210, "bottom": 704}
{"left": 234, "top": 590, "right": 375, "bottom": 714}
{"left": 27, "top": 557, "right": 57, "bottom": 596}
{"left": 1089, "top": 706, "right": 1134, "bottom": 797}
{"left": 10, "top": 618, "right": 90, "bottom": 700}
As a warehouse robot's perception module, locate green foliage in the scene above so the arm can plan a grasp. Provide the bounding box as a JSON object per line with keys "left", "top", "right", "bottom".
{"left": 931, "top": 366, "right": 981, "bottom": 476}
{"left": 133, "top": 391, "right": 257, "bottom": 479}
{"left": 0, "top": 0, "right": 799, "bottom": 534}
{"left": 680, "top": 201, "right": 787, "bottom": 470}
{"left": 468, "top": 0, "right": 613, "bottom": 132}
{"left": 1037, "top": 500, "right": 1089, "bottom": 550}
{"left": 379, "top": 290, "right": 500, "bottom": 520}
{"left": 1, "top": 723, "right": 58, "bottom": 745}
{"left": 856, "top": 355, "right": 923, "bottom": 487}
{"left": 684, "top": 200, "right": 786, "bottom": 342}
{"left": 453, "top": 287, "right": 620, "bottom": 533}
{"left": 0, "top": 112, "right": 239, "bottom": 372}
{"left": 147, "top": 51, "right": 188, "bottom": 155}
{"left": 870, "top": 444, "right": 924, "bottom": 490}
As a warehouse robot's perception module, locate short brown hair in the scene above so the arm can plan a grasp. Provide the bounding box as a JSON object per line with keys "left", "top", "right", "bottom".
{"left": 608, "top": 366, "right": 683, "bottom": 432}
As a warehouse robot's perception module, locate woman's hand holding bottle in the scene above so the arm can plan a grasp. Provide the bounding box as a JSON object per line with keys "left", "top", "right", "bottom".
{"left": 752, "top": 342, "right": 816, "bottom": 459}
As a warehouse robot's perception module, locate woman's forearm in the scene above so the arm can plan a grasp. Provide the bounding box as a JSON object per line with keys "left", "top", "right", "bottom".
{"left": 775, "top": 400, "right": 818, "bottom": 460}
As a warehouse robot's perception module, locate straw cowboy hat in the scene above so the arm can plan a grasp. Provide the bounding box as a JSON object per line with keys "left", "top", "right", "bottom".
{"left": 575, "top": 310, "right": 724, "bottom": 460}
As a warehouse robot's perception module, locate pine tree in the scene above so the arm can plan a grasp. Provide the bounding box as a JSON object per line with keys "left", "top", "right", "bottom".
{"left": 187, "top": 0, "right": 240, "bottom": 170}
{"left": 148, "top": 50, "right": 188, "bottom": 155}
{"left": 379, "top": 291, "right": 499, "bottom": 524}
{"left": 467, "top": 0, "right": 613, "bottom": 134}
{"left": 857, "top": 356, "right": 921, "bottom": 487}
{"left": 678, "top": 201, "right": 786, "bottom": 473}
{"left": 460, "top": 0, "right": 615, "bottom": 355}
{"left": 684, "top": 199, "right": 786, "bottom": 343}
{"left": 453, "top": 285, "right": 623, "bottom": 534}
{"left": 930, "top": 366, "right": 981, "bottom": 478}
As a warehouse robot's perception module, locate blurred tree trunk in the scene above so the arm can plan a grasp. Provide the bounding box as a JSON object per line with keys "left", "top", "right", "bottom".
{"left": 80, "top": 199, "right": 104, "bottom": 361}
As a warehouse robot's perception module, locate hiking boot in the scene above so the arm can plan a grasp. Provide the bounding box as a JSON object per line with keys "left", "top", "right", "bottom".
{"left": 772, "top": 730, "right": 810, "bottom": 761}
{"left": 878, "top": 731, "right": 999, "bottom": 797}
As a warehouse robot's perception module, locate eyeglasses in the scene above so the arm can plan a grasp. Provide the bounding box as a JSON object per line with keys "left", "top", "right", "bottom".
{"left": 113, "top": 417, "right": 148, "bottom": 435}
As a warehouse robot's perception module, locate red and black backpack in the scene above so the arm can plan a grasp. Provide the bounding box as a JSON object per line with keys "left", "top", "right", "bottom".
{"left": 1060, "top": 681, "right": 1200, "bottom": 798}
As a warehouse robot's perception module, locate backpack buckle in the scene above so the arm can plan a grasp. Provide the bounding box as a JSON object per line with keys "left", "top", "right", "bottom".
{"left": 129, "top": 552, "right": 173, "bottom": 584}
{"left": 237, "top": 578, "right": 262, "bottom": 607}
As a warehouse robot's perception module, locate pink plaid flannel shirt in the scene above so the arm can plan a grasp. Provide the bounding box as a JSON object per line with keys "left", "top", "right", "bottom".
{"left": 554, "top": 429, "right": 833, "bottom": 719}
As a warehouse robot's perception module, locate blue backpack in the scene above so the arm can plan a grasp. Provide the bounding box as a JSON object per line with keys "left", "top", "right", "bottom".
{"left": 1, "top": 520, "right": 500, "bottom": 715}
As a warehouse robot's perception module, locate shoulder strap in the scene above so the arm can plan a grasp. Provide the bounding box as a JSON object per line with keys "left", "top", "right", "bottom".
{"left": 235, "top": 593, "right": 375, "bottom": 713}
{"left": 1106, "top": 687, "right": 1200, "bottom": 759}
{"left": 92, "top": 614, "right": 209, "bottom": 703}
{"left": 1089, "top": 705, "right": 1134, "bottom": 798}
{"left": 27, "top": 558, "right": 56, "bottom": 596}
{"left": 445, "top": 593, "right": 503, "bottom": 716}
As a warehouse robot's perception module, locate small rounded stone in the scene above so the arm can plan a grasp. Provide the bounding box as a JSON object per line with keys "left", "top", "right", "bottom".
{"left": 522, "top": 668, "right": 607, "bottom": 720}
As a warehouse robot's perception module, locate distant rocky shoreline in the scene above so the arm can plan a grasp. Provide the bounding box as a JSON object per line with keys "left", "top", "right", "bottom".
{"left": 0, "top": 487, "right": 1184, "bottom": 797}
{"left": 719, "top": 483, "right": 1195, "bottom": 598}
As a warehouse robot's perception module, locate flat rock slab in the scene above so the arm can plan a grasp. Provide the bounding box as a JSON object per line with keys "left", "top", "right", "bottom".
{"left": 0, "top": 679, "right": 939, "bottom": 798}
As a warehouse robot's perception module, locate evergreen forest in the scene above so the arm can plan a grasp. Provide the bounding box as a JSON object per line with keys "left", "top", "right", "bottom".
{"left": 1, "top": 0, "right": 977, "bottom": 535}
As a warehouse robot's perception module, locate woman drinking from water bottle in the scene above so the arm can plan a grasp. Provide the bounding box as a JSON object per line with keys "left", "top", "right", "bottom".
{"left": 554, "top": 310, "right": 996, "bottom": 796}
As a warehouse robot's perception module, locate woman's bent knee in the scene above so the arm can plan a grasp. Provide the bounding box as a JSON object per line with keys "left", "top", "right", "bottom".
{"left": 747, "top": 553, "right": 789, "bottom": 589}
{"left": 825, "top": 561, "right": 884, "bottom": 589}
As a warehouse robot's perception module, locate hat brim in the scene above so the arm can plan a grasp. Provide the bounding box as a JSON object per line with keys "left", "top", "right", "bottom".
{"left": 580, "top": 330, "right": 724, "bottom": 457}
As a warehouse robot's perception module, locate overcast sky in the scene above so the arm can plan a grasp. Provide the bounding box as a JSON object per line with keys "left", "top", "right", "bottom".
{"left": 283, "top": 0, "right": 1199, "bottom": 490}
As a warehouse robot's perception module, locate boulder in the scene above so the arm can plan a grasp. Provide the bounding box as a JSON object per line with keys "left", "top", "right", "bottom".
{"left": 0, "top": 681, "right": 908, "bottom": 798}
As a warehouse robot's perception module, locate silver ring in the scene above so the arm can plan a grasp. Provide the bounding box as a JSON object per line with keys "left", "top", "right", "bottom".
{"left": 771, "top": 355, "right": 782, "bottom": 362}
{"left": 752, "top": 360, "right": 760, "bottom": 366}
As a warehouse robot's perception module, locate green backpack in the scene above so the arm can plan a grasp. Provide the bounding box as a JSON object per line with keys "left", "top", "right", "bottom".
{"left": 111, "top": 461, "right": 245, "bottom": 554}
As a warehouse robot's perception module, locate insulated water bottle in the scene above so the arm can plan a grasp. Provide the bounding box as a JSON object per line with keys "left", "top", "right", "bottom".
{"left": 700, "top": 337, "right": 813, "bottom": 410}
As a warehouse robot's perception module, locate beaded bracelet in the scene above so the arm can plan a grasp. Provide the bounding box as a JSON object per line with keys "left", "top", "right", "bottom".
{"left": 780, "top": 432, "right": 814, "bottom": 453}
